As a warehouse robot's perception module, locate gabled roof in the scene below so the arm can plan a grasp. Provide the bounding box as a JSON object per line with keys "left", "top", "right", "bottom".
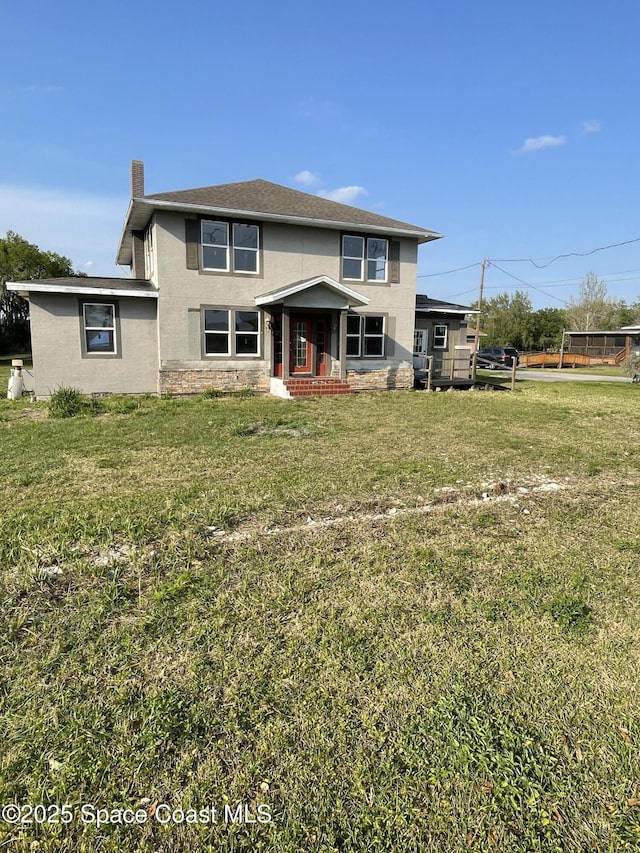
{"left": 117, "top": 178, "right": 442, "bottom": 265}
{"left": 6, "top": 276, "right": 157, "bottom": 298}
{"left": 255, "top": 275, "right": 369, "bottom": 307}
{"left": 415, "top": 294, "right": 478, "bottom": 315}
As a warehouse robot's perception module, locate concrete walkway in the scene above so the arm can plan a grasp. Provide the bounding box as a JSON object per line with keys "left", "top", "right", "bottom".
{"left": 515, "top": 369, "right": 632, "bottom": 383}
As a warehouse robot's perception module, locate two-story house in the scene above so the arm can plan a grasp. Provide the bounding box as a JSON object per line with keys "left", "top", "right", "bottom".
{"left": 8, "top": 161, "right": 443, "bottom": 398}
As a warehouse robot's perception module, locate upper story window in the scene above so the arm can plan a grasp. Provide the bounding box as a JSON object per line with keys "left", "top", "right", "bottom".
{"left": 342, "top": 235, "right": 388, "bottom": 282}
{"left": 144, "top": 226, "right": 154, "bottom": 277}
{"left": 201, "top": 220, "right": 259, "bottom": 274}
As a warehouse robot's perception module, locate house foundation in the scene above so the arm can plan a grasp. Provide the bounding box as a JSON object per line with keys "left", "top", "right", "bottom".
{"left": 158, "top": 368, "right": 271, "bottom": 395}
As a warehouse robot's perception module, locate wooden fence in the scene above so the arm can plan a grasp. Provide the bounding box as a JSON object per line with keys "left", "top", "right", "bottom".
{"left": 519, "top": 348, "right": 627, "bottom": 368}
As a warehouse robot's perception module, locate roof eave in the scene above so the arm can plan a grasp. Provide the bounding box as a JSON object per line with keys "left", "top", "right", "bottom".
{"left": 415, "top": 307, "right": 479, "bottom": 315}
{"left": 116, "top": 197, "right": 141, "bottom": 266}
{"left": 6, "top": 281, "right": 158, "bottom": 298}
{"left": 116, "top": 198, "right": 442, "bottom": 265}
{"left": 566, "top": 329, "right": 631, "bottom": 335}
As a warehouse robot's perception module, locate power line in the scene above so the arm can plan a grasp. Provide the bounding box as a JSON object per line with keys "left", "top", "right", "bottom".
{"left": 487, "top": 262, "right": 570, "bottom": 305}
{"left": 490, "top": 236, "right": 640, "bottom": 269}
{"left": 421, "top": 247, "right": 640, "bottom": 284}
{"left": 448, "top": 287, "right": 480, "bottom": 299}
{"left": 417, "top": 262, "right": 481, "bottom": 279}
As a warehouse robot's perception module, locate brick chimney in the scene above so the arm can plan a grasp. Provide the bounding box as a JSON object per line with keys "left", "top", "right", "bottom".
{"left": 131, "top": 160, "right": 144, "bottom": 197}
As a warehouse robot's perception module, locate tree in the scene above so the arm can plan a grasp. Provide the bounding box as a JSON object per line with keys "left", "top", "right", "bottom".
{"left": 473, "top": 290, "right": 534, "bottom": 351}
{"left": 529, "top": 307, "right": 567, "bottom": 350}
{"left": 613, "top": 300, "right": 640, "bottom": 329}
{"left": 0, "top": 231, "right": 79, "bottom": 353}
{"left": 565, "top": 272, "right": 619, "bottom": 331}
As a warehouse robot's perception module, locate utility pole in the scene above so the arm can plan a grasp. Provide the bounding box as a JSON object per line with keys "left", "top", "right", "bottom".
{"left": 471, "top": 258, "right": 487, "bottom": 380}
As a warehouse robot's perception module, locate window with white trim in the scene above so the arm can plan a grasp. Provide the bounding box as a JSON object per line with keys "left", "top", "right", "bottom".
{"left": 345, "top": 315, "right": 385, "bottom": 358}
{"left": 413, "top": 329, "right": 428, "bottom": 355}
{"left": 203, "top": 308, "right": 260, "bottom": 357}
{"left": 342, "top": 236, "right": 388, "bottom": 282}
{"left": 201, "top": 221, "right": 259, "bottom": 273}
{"left": 434, "top": 324, "right": 448, "bottom": 348}
{"left": 83, "top": 303, "right": 116, "bottom": 354}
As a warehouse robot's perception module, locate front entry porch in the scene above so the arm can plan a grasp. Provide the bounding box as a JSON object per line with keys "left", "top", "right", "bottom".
{"left": 269, "top": 310, "right": 352, "bottom": 397}
{"left": 256, "top": 274, "right": 369, "bottom": 397}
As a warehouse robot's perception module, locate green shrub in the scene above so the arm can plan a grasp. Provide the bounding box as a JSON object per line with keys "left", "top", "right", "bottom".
{"left": 48, "top": 386, "right": 103, "bottom": 418}
{"left": 202, "top": 388, "right": 223, "bottom": 399}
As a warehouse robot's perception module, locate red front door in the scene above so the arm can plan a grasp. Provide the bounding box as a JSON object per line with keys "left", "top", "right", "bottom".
{"left": 272, "top": 314, "right": 330, "bottom": 377}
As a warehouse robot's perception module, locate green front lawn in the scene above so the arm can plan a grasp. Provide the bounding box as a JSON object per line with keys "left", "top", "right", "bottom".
{"left": 1, "top": 386, "right": 640, "bottom": 851}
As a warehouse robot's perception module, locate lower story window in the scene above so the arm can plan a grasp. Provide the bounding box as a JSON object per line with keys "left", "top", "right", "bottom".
{"left": 203, "top": 308, "right": 260, "bottom": 357}
{"left": 434, "top": 324, "right": 448, "bottom": 348}
{"left": 83, "top": 303, "right": 116, "bottom": 354}
{"left": 346, "top": 315, "right": 362, "bottom": 356}
{"left": 346, "top": 314, "right": 385, "bottom": 358}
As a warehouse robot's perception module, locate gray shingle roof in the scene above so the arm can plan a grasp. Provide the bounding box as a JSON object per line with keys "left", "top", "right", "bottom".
{"left": 415, "top": 294, "right": 477, "bottom": 313}
{"left": 145, "top": 179, "right": 437, "bottom": 238}
{"left": 11, "top": 276, "right": 150, "bottom": 289}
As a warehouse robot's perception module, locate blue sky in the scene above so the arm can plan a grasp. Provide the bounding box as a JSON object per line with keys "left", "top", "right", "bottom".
{"left": 2, "top": 0, "right": 639, "bottom": 310}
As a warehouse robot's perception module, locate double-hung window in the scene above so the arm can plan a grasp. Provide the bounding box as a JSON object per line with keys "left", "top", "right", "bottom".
{"left": 433, "top": 325, "right": 448, "bottom": 349}
{"left": 83, "top": 303, "right": 117, "bottom": 354}
{"left": 345, "top": 314, "right": 385, "bottom": 358}
{"left": 203, "top": 308, "right": 260, "bottom": 357}
{"left": 342, "top": 235, "right": 388, "bottom": 282}
{"left": 433, "top": 326, "right": 448, "bottom": 349}
{"left": 201, "top": 221, "right": 259, "bottom": 273}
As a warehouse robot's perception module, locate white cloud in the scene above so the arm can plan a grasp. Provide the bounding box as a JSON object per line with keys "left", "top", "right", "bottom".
{"left": 0, "top": 185, "right": 126, "bottom": 276}
{"left": 581, "top": 120, "right": 601, "bottom": 134}
{"left": 292, "top": 171, "right": 371, "bottom": 206}
{"left": 20, "top": 85, "right": 64, "bottom": 94}
{"left": 513, "top": 134, "right": 567, "bottom": 154}
{"left": 294, "top": 170, "right": 322, "bottom": 187}
{"left": 317, "top": 186, "right": 368, "bottom": 205}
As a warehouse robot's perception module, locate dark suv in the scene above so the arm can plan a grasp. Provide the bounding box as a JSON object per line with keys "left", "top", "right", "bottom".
{"left": 476, "top": 347, "right": 520, "bottom": 369}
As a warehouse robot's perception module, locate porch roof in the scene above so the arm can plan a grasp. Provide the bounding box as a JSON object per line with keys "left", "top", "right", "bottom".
{"left": 255, "top": 275, "right": 369, "bottom": 308}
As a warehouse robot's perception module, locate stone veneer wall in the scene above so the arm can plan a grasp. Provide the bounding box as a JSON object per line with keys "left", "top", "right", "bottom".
{"left": 159, "top": 366, "right": 413, "bottom": 394}
{"left": 159, "top": 369, "right": 271, "bottom": 394}
{"left": 346, "top": 366, "right": 414, "bottom": 391}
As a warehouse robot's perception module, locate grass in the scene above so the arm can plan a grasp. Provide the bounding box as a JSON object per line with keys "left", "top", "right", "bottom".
{"left": 1, "top": 384, "right": 640, "bottom": 851}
